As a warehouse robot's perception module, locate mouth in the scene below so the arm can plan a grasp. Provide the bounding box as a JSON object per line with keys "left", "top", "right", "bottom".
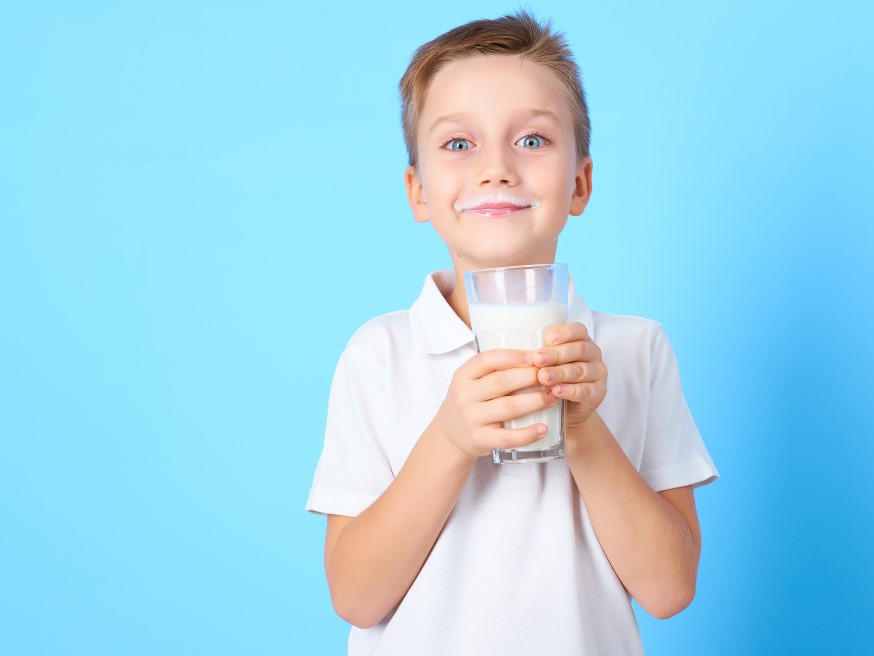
{"left": 454, "top": 194, "right": 540, "bottom": 217}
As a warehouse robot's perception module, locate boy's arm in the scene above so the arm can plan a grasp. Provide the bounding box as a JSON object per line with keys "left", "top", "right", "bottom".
{"left": 566, "top": 414, "right": 701, "bottom": 619}
{"left": 324, "top": 426, "right": 472, "bottom": 629}
{"left": 324, "top": 349, "right": 556, "bottom": 629}
{"left": 533, "top": 323, "right": 701, "bottom": 619}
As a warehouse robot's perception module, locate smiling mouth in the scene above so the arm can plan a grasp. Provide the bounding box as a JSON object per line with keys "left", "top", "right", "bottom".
{"left": 454, "top": 194, "right": 541, "bottom": 217}
{"left": 464, "top": 204, "right": 531, "bottom": 217}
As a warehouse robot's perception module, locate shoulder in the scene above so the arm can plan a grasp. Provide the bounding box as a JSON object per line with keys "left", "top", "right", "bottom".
{"left": 345, "top": 309, "right": 413, "bottom": 351}
{"left": 337, "top": 310, "right": 417, "bottom": 375}
{"left": 589, "top": 311, "right": 678, "bottom": 389}
{"left": 591, "top": 310, "right": 665, "bottom": 350}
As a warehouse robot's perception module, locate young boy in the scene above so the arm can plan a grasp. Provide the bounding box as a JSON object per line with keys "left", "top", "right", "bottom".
{"left": 306, "top": 11, "right": 718, "bottom": 655}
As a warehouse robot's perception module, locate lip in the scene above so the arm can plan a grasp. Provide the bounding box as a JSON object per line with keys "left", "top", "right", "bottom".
{"left": 465, "top": 203, "right": 531, "bottom": 217}
{"left": 454, "top": 194, "right": 541, "bottom": 217}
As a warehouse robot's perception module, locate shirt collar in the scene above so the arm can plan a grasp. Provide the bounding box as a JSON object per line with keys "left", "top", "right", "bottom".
{"left": 409, "top": 269, "right": 595, "bottom": 355}
{"left": 409, "top": 270, "right": 473, "bottom": 354}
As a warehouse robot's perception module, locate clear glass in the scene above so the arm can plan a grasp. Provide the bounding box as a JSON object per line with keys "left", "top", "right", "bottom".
{"left": 464, "top": 263, "right": 568, "bottom": 464}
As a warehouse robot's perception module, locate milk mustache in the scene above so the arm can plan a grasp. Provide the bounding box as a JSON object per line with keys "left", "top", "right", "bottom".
{"left": 468, "top": 302, "right": 566, "bottom": 451}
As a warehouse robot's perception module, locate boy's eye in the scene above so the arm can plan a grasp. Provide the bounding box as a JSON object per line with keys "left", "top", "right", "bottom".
{"left": 517, "top": 134, "right": 547, "bottom": 149}
{"left": 444, "top": 138, "right": 472, "bottom": 152}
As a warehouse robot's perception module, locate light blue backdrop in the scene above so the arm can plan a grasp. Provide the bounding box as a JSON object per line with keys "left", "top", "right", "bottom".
{"left": 2, "top": 1, "right": 872, "bottom": 654}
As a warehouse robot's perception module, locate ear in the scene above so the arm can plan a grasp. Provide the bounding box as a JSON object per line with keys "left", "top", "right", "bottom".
{"left": 569, "top": 157, "right": 593, "bottom": 217}
{"left": 405, "top": 166, "right": 430, "bottom": 223}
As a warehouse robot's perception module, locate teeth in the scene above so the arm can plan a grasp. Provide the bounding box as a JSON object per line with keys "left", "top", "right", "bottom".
{"left": 454, "top": 194, "right": 541, "bottom": 212}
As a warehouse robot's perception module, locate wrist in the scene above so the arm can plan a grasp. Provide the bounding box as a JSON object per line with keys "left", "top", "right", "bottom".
{"left": 424, "top": 420, "right": 479, "bottom": 470}
{"left": 566, "top": 411, "right": 605, "bottom": 457}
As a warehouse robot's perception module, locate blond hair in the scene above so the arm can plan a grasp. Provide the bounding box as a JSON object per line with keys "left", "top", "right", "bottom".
{"left": 399, "top": 10, "right": 591, "bottom": 168}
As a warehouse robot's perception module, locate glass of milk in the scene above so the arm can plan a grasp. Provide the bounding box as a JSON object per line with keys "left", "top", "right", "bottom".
{"left": 464, "top": 263, "right": 568, "bottom": 464}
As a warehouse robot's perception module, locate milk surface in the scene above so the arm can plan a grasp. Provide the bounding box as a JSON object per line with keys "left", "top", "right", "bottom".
{"left": 469, "top": 302, "right": 567, "bottom": 451}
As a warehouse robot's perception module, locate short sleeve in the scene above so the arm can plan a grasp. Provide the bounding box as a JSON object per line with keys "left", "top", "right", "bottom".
{"left": 305, "top": 342, "right": 396, "bottom": 517}
{"left": 639, "top": 326, "right": 719, "bottom": 492}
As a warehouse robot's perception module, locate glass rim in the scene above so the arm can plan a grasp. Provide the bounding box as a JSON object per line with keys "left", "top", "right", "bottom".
{"left": 464, "top": 262, "right": 566, "bottom": 276}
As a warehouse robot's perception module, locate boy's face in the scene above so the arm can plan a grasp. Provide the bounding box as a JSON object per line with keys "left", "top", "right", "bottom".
{"left": 405, "top": 54, "right": 592, "bottom": 272}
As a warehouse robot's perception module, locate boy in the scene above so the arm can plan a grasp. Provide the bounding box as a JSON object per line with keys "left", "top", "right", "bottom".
{"left": 306, "top": 11, "right": 718, "bottom": 655}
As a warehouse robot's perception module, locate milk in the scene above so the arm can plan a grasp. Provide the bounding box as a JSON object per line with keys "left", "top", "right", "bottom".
{"left": 468, "top": 302, "right": 567, "bottom": 451}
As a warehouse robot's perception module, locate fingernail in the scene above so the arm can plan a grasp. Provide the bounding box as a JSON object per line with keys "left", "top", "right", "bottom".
{"left": 535, "top": 352, "right": 547, "bottom": 366}
{"left": 522, "top": 352, "right": 533, "bottom": 365}
{"left": 553, "top": 384, "right": 563, "bottom": 396}
{"left": 542, "top": 370, "right": 554, "bottom": 384}
{"left": 547, "top": 330, "right": 559, "bottom": 343}
{"left": 545, "top": 392, "right": 558, "bottom": 405}
{"left": 536, "top": 424, "right": 548, "bottom": 435}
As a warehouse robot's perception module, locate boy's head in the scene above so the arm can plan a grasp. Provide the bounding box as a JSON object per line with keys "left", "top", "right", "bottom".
{"left": 400, "top": 12, "right": 594, "bottom": 271}
{"left": 399, "top": 11, "right": 590, "bottom": 169}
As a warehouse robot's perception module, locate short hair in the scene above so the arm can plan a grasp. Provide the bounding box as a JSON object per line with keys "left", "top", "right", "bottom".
{"left": 399, "top": 10, "right": 591, "bottom": 168}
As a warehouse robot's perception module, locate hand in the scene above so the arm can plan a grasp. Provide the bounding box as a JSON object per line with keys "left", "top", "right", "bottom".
{"left": 529, "top": 322, "right": 607, "bottom": 429}
{"left": 432, "top": 349, "right": 559, "bottom": 461}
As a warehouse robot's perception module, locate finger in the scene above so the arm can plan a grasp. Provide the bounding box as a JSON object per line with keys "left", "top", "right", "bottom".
{"left": 538, "top": 360, "right": 606, "bottom": 386}
{"left": 480, "top": 388, "right": 558, "bottom": 424}
{"left": 543, "top": 322, "right": 589, "bottom": 347}
{"left": 553, "top": 381, "right": 606, "bottom": 405}
{"left": 531, "top": 338, "right": 600, "bottom": 367}
{"left": 491, "top": 423, "right": 551, "bottom": 451}
{"left": 477, "top": 366, "right": 541, "bottom": 402}
{"left": 461, "top": 348, "right": 531, "bottom": 379}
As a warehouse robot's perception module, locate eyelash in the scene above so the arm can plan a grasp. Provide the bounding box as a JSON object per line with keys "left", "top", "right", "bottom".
{"left": 440, "top": 131, "right": 552, "bottom": 150}
{"left": 440, "top": 136, "right": 472, "bottom": 151}
{"left": 520, "top": 131, "right": 551, "bottom": 146}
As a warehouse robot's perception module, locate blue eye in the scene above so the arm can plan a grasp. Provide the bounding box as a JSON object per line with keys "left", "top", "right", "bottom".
{"left": 517, "top": 134, "right": 546, "bottom": 148}
{"left": 445, "top": 138, "right": 472, "bottom": 151}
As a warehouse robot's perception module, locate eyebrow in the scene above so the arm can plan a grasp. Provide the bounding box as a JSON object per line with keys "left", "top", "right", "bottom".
{"left": 428, "top": 109, "right": 561, "bottom": 134}
{"left": 428, "top": 112, "right": 470, "bottom": 134}
{"left": 522, "top": 109, "right": 561, "bottom": 124}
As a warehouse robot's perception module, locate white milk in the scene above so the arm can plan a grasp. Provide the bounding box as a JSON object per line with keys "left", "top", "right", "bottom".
{"left": 468, "top": 302, "right": 567, "bottom": 451}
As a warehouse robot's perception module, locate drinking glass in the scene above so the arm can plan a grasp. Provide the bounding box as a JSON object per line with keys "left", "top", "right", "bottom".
{"left": 464, "top": 263, "right": 568, "bottom": 464}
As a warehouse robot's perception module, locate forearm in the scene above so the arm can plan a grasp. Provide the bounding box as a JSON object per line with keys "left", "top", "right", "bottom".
{"left": 326, "top": 423, "right": 475, "bottom": 628}
{"left": 566, "top": 413, "right": 700, "bottom": 619}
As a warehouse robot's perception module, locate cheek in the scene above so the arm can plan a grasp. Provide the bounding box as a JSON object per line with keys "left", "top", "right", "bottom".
{"left": 420, "top": 163, "right": 462, "bottom": 200}
{"left": 526, "top": 154, "right": 576, "bottom": 190}
{"left": 535, "top": 167, "right": 576, "bottom": 203}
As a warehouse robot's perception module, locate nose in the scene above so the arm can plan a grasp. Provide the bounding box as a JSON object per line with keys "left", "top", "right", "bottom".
{"left": 477, "top": 142, "right": 518, "bottom": 187}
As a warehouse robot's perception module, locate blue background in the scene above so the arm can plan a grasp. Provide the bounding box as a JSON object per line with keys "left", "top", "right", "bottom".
{"left": 2, "top": 1, "right": 872, "bottom": 654}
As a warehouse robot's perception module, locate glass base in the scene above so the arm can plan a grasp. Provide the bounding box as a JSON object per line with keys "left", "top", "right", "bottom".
{"left": 493, "top": 441, "right": 565, "bottom": 464}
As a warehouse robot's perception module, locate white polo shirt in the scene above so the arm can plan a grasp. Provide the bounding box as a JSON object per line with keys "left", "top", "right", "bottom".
{"left": 307, "top": 270, "right": 718, "bottom": 656}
